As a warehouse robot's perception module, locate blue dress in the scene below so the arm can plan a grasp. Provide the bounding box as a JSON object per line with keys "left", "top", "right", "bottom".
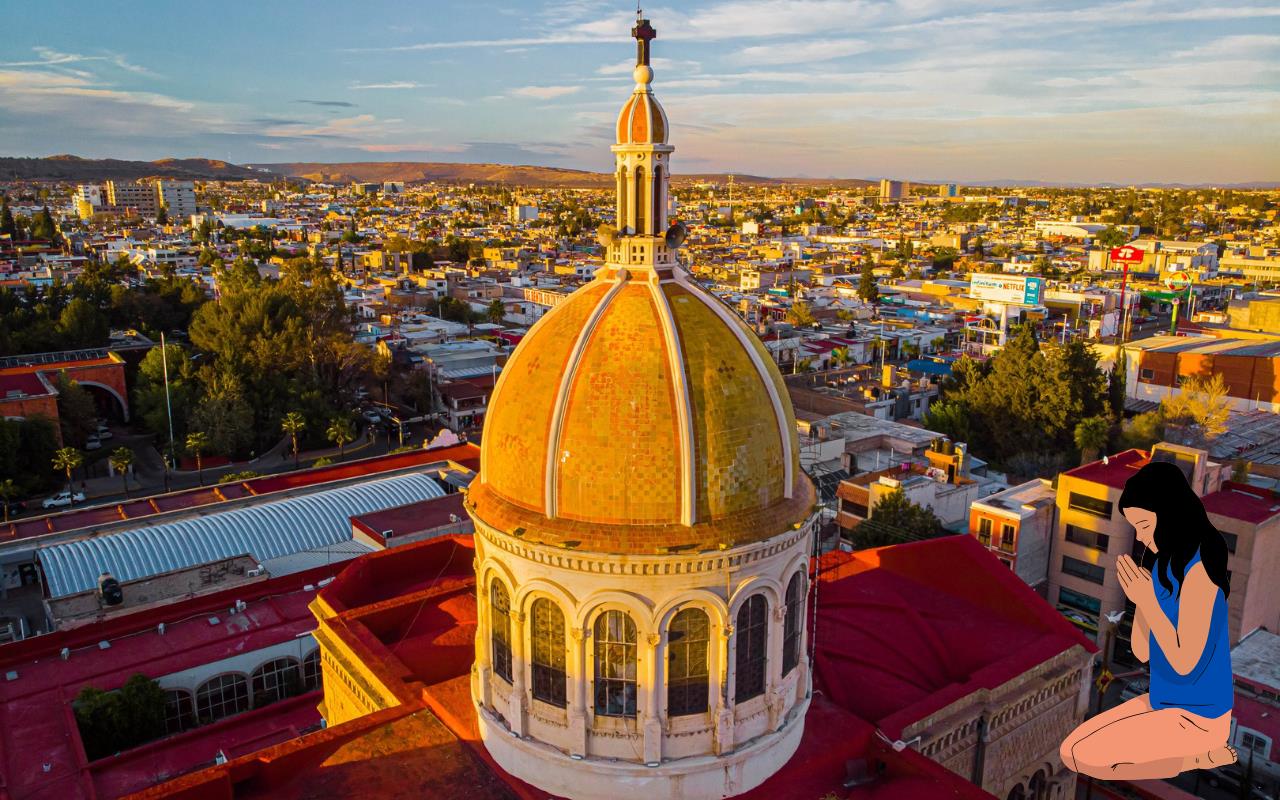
{"left": 1148, "top": 549, "right": 1233, "bottom": 718}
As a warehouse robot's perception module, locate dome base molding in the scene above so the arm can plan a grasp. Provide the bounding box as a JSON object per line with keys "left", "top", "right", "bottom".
{"left": 478, "top": 695, "right": 810, "bottom": 800}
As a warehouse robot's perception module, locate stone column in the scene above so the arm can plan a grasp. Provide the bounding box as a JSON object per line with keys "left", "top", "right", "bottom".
{"left": 713, "top": 621, "right": 735, "bottom": 755}
{"left": 509, "top": 608, "right": 527, "bottom": 736}
{"left": 474, "top": 569, "right": 493, "bottom": 708}
{"left": 568, "top": 624, "right": 589, "bottom": 757}
{"left": 625, "top": 164, "right": 637, "bottom": 235}
{"left": 643, "top": 632, "right": 662, "bottom": 763}
{"left": 766, "top": 602, "right": 787, "bottom": 731}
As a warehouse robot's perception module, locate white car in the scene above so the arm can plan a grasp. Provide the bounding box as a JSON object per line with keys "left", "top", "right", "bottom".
{"left": 43, "top": 491, "right": 86, "bottom": 509}
{"left": 85, "top": 436, "right": 102, "bottom": 451}
{"left": 362, "top": 409, "right": 382, "bottom": 424}
{"left": 96, "top": 428, "right": 113, "bottom": 440}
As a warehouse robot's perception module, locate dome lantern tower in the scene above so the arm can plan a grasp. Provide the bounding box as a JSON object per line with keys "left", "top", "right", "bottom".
{"left": 469, "top": 15, "right": 816, "bottom": 799}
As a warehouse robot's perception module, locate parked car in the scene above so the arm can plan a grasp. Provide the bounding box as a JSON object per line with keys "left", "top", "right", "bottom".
{"left": 362, "top": 409, "right": 382, "bottom": 424}
{"left": 3, "top": 500, "right": 25, "bottom": 516}
{"left": 42, "top": 491, "right": 86, "bottom": 509}
{"left": 85, "top": 435, "right": 102, "bottom": 451}
{"left": 96, "top": 427, "right": 113, "bottom": 440}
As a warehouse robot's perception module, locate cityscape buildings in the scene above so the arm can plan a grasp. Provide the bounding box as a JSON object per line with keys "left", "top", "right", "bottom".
{"left": 0, "top": 6, "right": 1276, "bottom": 800}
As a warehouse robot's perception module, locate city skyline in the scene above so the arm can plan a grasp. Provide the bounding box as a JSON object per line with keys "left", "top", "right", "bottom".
{"left": 2, "top": 0, "right": 1279, "bottom": 185}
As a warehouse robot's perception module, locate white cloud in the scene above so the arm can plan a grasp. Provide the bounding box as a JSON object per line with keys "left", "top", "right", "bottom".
{"left": 349, "top": 81, "right": 423, "bottom": 90}
{"left": 730, "top": 38, "right": 870, "bottom": 66}
{"left": 511, "top": 85, "right": 583, "bottom": 99}
{"left": 357, "top": 142, "right": 467, "bottom": 152}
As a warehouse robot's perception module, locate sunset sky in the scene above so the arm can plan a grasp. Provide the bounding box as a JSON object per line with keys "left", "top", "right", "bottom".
{"left": 2, "top": 0, "right": 1277, "bottom": 184}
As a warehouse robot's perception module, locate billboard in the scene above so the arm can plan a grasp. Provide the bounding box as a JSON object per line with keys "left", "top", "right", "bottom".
{"left": 969, "top": 275, "right": 1044, "bottom": 305}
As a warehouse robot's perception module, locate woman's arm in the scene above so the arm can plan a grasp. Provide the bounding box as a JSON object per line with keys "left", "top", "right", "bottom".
{"left": 1140, "top": 563, "right": 1215, "bottom": 676}
{"left": 1130, "top": 604, "right": 1150, "bottom": 663}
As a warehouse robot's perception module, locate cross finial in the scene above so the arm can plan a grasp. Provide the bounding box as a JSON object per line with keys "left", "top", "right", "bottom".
{"left": 631, "top": 16, "right": 656, "bottom": 67}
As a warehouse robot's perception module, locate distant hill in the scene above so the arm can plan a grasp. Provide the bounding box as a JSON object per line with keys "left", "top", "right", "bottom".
{"left": 251, "top": 161, "right": 878, "bottom": 189}
{"left": 0, "top": 155, "right": 268, "bottom": 182}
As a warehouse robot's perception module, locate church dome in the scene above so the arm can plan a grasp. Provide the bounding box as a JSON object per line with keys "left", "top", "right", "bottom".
{"left": 474, "top": 266, "right": 813, "bottom": 555}
{"left": 616, "top": 86, "right": 668, "bottom": 145}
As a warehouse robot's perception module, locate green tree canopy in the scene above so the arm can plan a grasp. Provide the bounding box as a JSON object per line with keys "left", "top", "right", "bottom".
{"left": 851, "top": 489, "right": 947, "bottom": 549}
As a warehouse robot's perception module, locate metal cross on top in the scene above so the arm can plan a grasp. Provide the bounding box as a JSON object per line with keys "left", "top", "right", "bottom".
{"left": 632, "top": 16, "right": 656, "bottom": 66}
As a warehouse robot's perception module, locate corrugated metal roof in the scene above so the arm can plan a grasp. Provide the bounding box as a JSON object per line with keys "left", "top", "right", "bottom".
{"left": 37, "top": 473, "right": 445, "bottom": 598}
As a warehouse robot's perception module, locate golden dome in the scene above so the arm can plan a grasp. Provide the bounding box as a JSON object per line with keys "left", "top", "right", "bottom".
{"left": 473, "top": 266, "right": 814, "bottom": 555}
{"left": 616, "top": 90, "right": 668, "bottom": 145}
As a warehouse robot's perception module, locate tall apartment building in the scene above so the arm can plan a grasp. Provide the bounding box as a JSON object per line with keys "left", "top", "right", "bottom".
{"left": 104, "top": 180, "right": 197, "bottom": 220}
{"left": 938, "top": 183, "right": 958, "bottom": 198}
{"left": 155, "top": 180, "right": 197, "bottom": 221}
{"left": 1047, "top": 443, "right": 1280, "bottom": 664}
{"left": 879, "top": 179, "right": 904, "bottom": 200}
{"left": 74, "top": 185, "right": 104, "bottom": 219}
{"left": 105, "top": 180, "right": 158, "bottom": 217}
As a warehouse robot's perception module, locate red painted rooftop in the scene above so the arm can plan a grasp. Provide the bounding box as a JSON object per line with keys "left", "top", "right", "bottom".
{"left": 0, "top": 563, "right": 341, "bottom": 800}
{"left": 813, "top": 536, "right": 1095, "bottom": 738}
{"left": 350, "top": 493, "right": 467, "bottom": 543}
{"left": 0, "top": 444, "right": 480, "bottom": 544}
{"left": 120, "top": 534, "right": 1100, "bottom": 799}
{"left": 0, "top": 372, "right": 52, "bottom": 397}
{"left": 1060, "top": 448, "right": 1149, "bottom": 490}
{"left": 1202, "top": 481, "right": 1280, "bottom": 525}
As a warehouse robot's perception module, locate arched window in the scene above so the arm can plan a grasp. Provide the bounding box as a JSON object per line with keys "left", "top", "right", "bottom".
{"left": 666, "top": 607, "right": 709, "bottom": 716}
{"left": 530, "top": 598, "right": 567, "bottom": 707}
{"left": 491, "top": 580, "right": 513, "bottom": 682}
{"left": 1007, "top": 784, "right": 1026, "bottom": 800}
{"left": 617, "top": 169, "right": 628, "bottom": 234}
{"left": 301, "top": 648, "right": 321, "bottom": 692}
{"left": 734, "top": 594, "right": 768, "bottom": 702}
{"left": 634, "top": 167, "right": 647, "bottom": 235}
{"left": 195, "top": 674, "right": 249, "bottom": 723}
{"left": 652, "top": 166, "right": 663, "bottom": 231}
{"left": 164, "top": 689, "right": 194, "bottom": 735}
{"left": 1028, "top": 770, "right": 1047, "bottom": 800}
{"left": 251, "top": 657, "right": 301, "bottom": 707}
{"left": 593, "top": 610, "right": 637, "bottom": 717}
{"left": 783, "top": 573, "right": 804, "bottom": 675}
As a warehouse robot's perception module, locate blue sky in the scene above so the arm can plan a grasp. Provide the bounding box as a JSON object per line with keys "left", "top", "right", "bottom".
{"left": 1, "top": 0, "right": 1277, "bottom": 183}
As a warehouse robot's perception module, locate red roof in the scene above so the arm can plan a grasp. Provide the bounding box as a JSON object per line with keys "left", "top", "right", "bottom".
{"left": 0, "top": 564, "right": 338, "bottom": 800}
{"left": 1061, "top": 448, "right": 1149, "bottom": 490}
{"left": 351, "top": 494, "right": 467, "bottom": 544}
{"left": 1202, "top": 481, "right": 1280, "bottom": 525}
{"left": 813, "top": 536, "right": 1095, "bottom": 738}
{"left": 3, "top": 444, "right": 481, "bottom": 544}
{"left": 0, "top": 372, "right": 52, "bottom": 397}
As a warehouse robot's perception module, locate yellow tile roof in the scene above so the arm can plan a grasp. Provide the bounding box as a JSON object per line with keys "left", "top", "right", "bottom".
{"left": 477, "top": 269, "right": 812, "bottom": 553}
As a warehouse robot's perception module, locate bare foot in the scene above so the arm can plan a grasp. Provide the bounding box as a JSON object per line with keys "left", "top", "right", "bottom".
{"left": 1182, "top": 745, "right": 1238, "bottom": 771}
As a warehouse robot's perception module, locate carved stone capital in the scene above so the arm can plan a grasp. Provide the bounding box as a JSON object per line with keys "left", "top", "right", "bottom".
{"left": 773, "top": 604, "right": 787, "bottom": 622}
{"left": 570, "top": 626, "right": 586, "bottom": 641}
{"left": 646, "top": 632, "right": 661, "bottom": 647}
{"left": 721, "top": 623, "right": 735, "bottom": 638}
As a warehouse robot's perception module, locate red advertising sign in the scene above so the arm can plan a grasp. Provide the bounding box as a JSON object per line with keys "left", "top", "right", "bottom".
{"left": 1110, "top": 245, "right": 1145, "bottom": 264}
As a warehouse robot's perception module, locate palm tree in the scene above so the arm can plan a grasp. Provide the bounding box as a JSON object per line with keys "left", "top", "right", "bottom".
{"left": 52, "top": 447, "right": 84, "bottom": 503}
{"left": 281, "top": 412, "right": 307, "bottom": 469}
{"left": 1074, "top": 416, "right": 1111, "bottom": 465}
{"left": 185, "top": 431, "right": 210, "bottom": 486}
{"left": 108, "top": 447, "right": 134, "bottom": 498}
{"left": 830, "top": 346, "right": 851, "bottom": 369}
{"left": 0, "top": 479, "right": 16, "bottom": 524}
{"left": 327, "top": 417, "right": 356, "bottom": 461}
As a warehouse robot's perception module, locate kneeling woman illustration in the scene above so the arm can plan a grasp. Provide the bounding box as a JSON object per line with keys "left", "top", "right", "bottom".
{"left": 1061, "top": 460, "right": 1236, "bottom": 780}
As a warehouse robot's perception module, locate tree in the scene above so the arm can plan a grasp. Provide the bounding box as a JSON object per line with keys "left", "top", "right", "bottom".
{"left": 1073, "top": 416, "right": 1111, "bottom": 465}
{"left": 155, "top": 204, "right": 168, "bottom": 225}
{"left": 281, "top": 411, "right": 307, "bottom": 468}
{"left": 132, "top": 343, "right": 197, "bottom": 444}
{"left": 29, "top": 206, "right": 57, "bottom": 241}
{"left": 0, "top": 417, "right": 58, "bottom": 496}
{"left": 108, "top": 447, "right": 134, "bottom": 497}
{"left": 52, "top": 447, "right": 83, "bottom": 498}
{"left": 852, "top": 489, "right": 946, "bottom": 548}
{"left": 0, "top": 196, "right": 15, "bottom": 238}
{"left": 1161, "top": 373, "right": 1230, "bottom": 444}
{"left": 190, "top": 371, "right": 254, "bottom": 458}
{"left": 889, "top": 261, "right": 905, "bottom": 280}
{"left": 74, "top": 674, "right": 167, "bottom": 761}
{"left": 57, "top": 297, "right": 109, "bottom": 349}
{"left": 486, "top": 298, "right": 506, "bottom": 325}
{"left": 858, "top": 261, "right": 879, "bottom": 304}
{"left": 786, "top": 301, "right": 815, "bottom": 327}
{"left": 54, "top": 375, "right": 97, "bottom": 448}
{"left": 185, "top": 431, "right": 209, "bottom": 486}
{"left": 1119, "top": 410, "right": 1165, "bottom": 451}
{"left": 831, "top": 346, "right": 851, "bottom": 369}
{"left": 326, "top": 417, "right": 356, "bottom": 461}
{"left": 1108, "top": 356, "right": 1127, "bottom": 417}
{"left": 931, "top": 247, "right": 960, "bottom": 270}
{"left": 0, "top": 478, "right": 15, "bottom": 523}
{"left": 1096, "top": 226, "right": 1132, "bottom": 248}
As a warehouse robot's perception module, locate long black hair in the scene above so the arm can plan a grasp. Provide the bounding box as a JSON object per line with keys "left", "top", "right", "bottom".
{"left": 1118, "top": 460, "right": 1231, "bottom": 599}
